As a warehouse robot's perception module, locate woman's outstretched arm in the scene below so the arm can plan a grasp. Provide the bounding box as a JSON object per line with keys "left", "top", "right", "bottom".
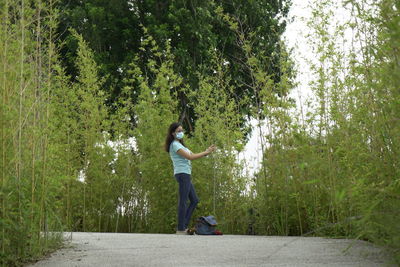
{"left": 177, "top": 145, "right": 216, "bottom": 160}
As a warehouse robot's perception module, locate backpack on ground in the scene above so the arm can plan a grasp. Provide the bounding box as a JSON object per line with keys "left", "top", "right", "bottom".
{"left": 194, "top": 215, "right": 222, "bottom": 235}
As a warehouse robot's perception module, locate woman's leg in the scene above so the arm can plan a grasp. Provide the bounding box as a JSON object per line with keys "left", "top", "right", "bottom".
{"left": 175, "top": 173, "right": 191, "bottom": 231}
{"left": 175, "top": 173, "right": 199, "bottom": 231}
{"left": 184, "top": 181, "right": 199, "bottom": 229}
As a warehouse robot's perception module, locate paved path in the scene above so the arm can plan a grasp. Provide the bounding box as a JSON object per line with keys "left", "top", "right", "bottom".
{"left": 29, "top": 232, "right": 393, "bottom": 267}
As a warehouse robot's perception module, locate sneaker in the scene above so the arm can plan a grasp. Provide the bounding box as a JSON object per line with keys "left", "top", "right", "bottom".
{"left": 176, "top": 230, "right": 187, "bottom": 235}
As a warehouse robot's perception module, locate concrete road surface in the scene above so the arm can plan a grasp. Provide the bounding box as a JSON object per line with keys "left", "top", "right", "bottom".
{"left": 28, "top": 232, "right": 393, "bottom": 267}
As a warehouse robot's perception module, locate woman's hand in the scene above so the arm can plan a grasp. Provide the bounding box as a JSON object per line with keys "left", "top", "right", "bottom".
{"left": 206, "top": 145, "right": 216, "bottom": 155}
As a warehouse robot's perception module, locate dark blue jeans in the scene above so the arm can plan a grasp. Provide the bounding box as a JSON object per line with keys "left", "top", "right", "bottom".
{"left": 175, "top": 173, "right": 199, "bottom": 231}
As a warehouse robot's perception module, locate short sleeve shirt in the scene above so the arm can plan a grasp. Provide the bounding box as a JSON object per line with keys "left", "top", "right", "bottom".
{"left": 169, "top": 140, "right": 192, "bottom": 175}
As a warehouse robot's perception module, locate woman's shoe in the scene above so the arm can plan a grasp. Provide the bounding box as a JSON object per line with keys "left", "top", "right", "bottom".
{"left": 176, "top": 230, "right": 187, "bottom": 235}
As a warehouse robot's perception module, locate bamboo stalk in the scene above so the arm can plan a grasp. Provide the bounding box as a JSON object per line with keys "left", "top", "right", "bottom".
{"left": 83, "top": 180, "right": 86, "bottom": 231}
{"left": 18, "top": 1, "right": 25, "bottom": 255}
{"left": 67, "top": 132, "right": 71, "bottom": 230}
{"left": 40, "top": 0, "right": 52, "bottom": 246}
{"left": 1, "top": 0, "right": 10, "bottom": 260}
{"left": 30, "top": 0, "right": 42, "bottom": 251}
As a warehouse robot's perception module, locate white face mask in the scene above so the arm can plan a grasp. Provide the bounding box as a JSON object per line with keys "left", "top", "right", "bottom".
{"left": 176, "top": 132, "right": 184, "bottom": 140}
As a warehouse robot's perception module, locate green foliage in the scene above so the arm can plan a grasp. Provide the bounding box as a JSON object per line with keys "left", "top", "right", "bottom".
{"left": 56, "top": 0, "right": 292, "bottom": 132}
{"left": 187, "top": 48, "right": 249, "bottom": 234}
{"left": 0, "top": 0, "right": 65, "bottom": 265}
{"left": 130, "top": 31, "right": 181, "bottom": 233}
{"left": 250, "top": 0, "right": 399, "bottom": 263}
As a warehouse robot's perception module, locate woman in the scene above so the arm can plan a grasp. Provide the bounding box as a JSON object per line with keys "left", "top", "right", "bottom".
{"left": 165, "top": 122, "right": 216, "bottom": 234}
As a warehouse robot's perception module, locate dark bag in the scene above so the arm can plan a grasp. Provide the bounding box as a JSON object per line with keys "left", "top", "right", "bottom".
{"left": 195, "top": 216, "right": 222, "bottom": 235}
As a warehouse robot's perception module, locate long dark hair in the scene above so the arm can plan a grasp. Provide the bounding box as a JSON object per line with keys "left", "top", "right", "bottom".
{"left": 165, "top": 122, "right": 185, "bottom": 152}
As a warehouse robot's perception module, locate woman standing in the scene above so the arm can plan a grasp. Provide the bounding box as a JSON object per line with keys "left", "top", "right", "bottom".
{"left": 165, "top": 122, "right": 216, "bottom": 234}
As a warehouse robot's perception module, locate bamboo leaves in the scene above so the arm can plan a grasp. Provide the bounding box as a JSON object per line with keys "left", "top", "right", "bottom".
{"left": 130, "top": 32, "right": 179, "bottom": 233}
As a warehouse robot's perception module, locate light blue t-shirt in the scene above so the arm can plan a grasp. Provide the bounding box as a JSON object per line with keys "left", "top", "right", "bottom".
{"left": 169, "top": 140, "right": 192, "bottom": 175}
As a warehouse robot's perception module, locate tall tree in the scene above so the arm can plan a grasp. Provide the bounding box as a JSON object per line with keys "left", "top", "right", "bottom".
{"left": 56, "top": 0, "right": 291, "bottom": 132}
